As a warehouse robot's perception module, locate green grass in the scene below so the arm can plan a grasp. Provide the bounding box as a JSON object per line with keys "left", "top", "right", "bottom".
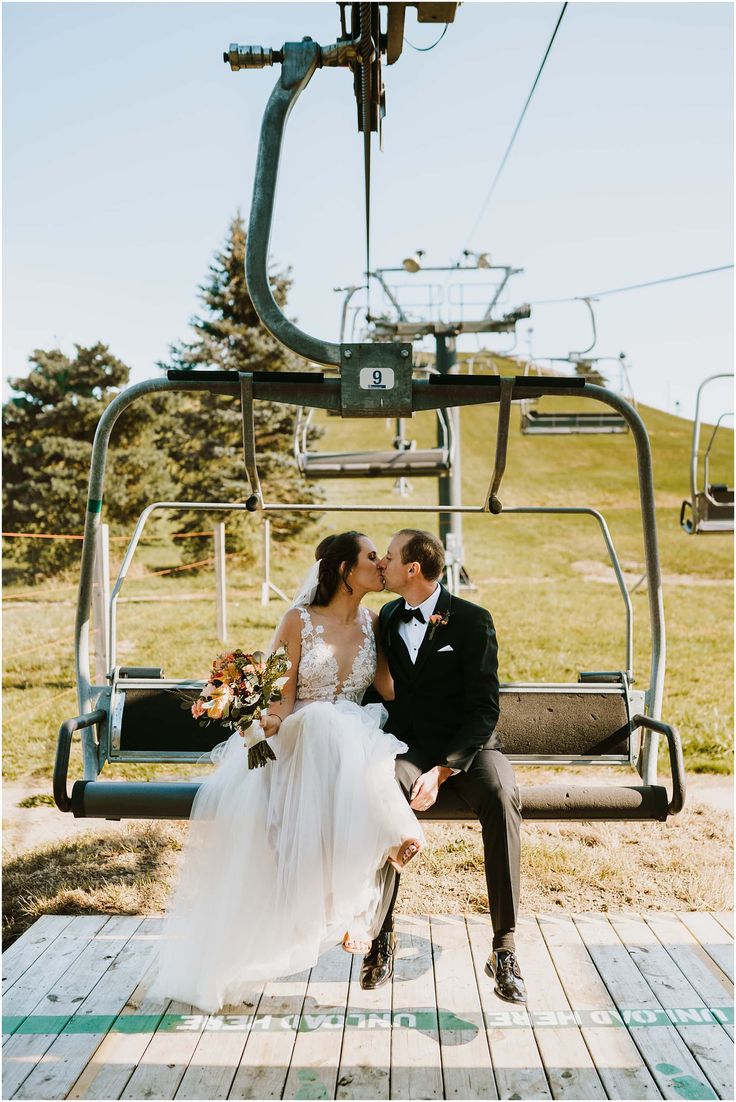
{"left": 2, "top": 393, "right": 733, "bottom": 787}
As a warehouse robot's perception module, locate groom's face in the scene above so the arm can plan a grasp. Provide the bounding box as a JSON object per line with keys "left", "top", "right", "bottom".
{"left": 379, "top": 533, "right": 416, "bottom": 594}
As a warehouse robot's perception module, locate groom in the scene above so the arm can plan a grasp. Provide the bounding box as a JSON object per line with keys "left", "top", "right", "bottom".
{"left": 361, "top": 529, "right": 526, "bottom": 1003}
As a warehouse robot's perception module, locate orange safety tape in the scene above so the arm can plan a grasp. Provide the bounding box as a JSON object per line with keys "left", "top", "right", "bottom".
{"left": 2, "top": 633, "right": 68, "bottom": 660}
{"left": 2, "top": 530, "right": 215, "bottom": 542}
{"left": 2, "top": 684, "right": 76, "bottom": 726}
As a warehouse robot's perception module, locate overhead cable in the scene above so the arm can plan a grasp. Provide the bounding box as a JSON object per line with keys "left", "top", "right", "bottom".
{"left": 404, "top": 24, "right": 449, "bottom": 52}
{"left": 530, "top": 264, "right": 734, "bottom": 305}
{"left": 465, "top": 2, "right": 568, "bottom": 247}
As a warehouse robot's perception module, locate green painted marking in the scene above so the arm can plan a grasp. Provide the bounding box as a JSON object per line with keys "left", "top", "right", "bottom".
{"left": 87, "top": 499, "right": 102, "bottom": 514}
{"left": 656, "top": 1063, "right": 719, "bottom": 1101}
{"left": 294, "top": 1069, "right": 329, "bottom": 1100}
{"left": 2, "top": 1005, "right": 732, "bottom": 1037}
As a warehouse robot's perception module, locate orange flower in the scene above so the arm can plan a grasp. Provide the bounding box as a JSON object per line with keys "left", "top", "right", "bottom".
{"left": 206, "top": 683, "right": 233, "bottom": 720}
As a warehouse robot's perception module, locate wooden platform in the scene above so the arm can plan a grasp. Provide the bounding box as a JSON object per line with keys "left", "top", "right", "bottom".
{"left": 2, "top": 912, "right": 733, "bottom": 1100}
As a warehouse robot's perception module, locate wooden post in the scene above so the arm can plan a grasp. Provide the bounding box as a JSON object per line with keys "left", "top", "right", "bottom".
{"left": 214, "top": 522, "right": 227, "bottom": 642}
{"left": 261, "top": 517, "right": 289, "bottom": 605}
{"left": 91, "top": 523, "right": 110, "bottom": 683}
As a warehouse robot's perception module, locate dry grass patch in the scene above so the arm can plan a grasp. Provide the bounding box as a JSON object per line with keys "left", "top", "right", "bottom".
{"left": 396, "top": 803, "right": 733, "bottom": 917}
{"left": 2, "top": 822, "right": 184, "bottom": 949}
{"left": 4, "top": 802, "right": 731, "bottom": 951}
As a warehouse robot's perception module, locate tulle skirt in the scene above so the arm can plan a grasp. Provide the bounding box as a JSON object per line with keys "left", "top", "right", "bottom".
{"left": 149, "top": 699, "right": 423, "bottom": 1012}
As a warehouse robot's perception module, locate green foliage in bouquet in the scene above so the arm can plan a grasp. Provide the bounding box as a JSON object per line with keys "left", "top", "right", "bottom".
{"left": 191, "top": 646, "right": 291, "bottom": 769}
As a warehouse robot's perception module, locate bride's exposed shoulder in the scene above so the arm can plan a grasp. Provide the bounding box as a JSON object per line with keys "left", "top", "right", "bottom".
{"left": 270, "top": 606, "right": 304, "bottom": 655}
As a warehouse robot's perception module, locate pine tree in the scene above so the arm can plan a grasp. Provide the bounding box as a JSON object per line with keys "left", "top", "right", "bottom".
{"left": 158, "top": 213, "right": 321, "bottom": 566}
{"left": 2, "top": 343, "right": 173, "bottom": 580}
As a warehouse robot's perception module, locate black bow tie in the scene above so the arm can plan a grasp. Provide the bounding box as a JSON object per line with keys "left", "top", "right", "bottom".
{"left": 400, "top": 606, "right": 426, "bottom": 624}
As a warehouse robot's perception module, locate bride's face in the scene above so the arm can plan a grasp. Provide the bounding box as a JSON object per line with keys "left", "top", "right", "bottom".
{"left": 346, "top": 538, "right": 385, "bottom": 594}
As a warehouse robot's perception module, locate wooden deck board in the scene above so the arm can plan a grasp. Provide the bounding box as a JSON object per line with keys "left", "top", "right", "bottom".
{"left": 227, "top": 968, "right": 310, "bottom": 1100}
{"left": 1, "top": 912, "right": 732, "bottom": 1101}
{"left": 430, "top": 914, "right": 496, "bottom": 1099}
{"left": 712, "top": 913, "right": 733, "bottom": 938}
{"left": 575, "top": 913, "right": 723, "bottom": 1100}
{"left": 608, "top": 914, "right": 732, "bottom": 1099}
{"left": 675, "top": 913, "right": 734, "bottom": 983}
{"left": 3, "top": 916, "right": 131, "bottom": 1100}
{"left": 466, "top": 914, "right": 552, "bottom": 1100}
{"left": 538, "top": 914, "right": 661, "bottom": 1099}
{"left": 335, "top": 950, "right": 391, "bottom": 1100}
{"left": 13, "top": 916, "right": 150, "bottom": 1102}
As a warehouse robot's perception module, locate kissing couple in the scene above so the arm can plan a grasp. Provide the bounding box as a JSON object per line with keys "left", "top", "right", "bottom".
{"left": 150, "top": 529, "right": 526, "bottom": 1012}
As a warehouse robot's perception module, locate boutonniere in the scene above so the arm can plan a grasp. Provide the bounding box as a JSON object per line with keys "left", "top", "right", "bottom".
{"left": 428, "top": 610, "right": 450, "bottom": 641}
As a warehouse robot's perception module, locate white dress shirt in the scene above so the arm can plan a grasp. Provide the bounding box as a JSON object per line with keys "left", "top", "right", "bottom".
{"left": 397, "top": 584, "right": 441, "bottom": 663}
{"left": 397, "top": 585, "right": 459, "bottom": 776}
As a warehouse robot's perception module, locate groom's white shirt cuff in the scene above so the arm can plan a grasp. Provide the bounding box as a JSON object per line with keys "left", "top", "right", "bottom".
{"left": 397, "top": 586, "right": 460, "bottom": 777}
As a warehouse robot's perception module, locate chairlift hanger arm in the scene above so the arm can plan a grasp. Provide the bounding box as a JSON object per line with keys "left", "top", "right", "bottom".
{"left": 226, "top": 5, "right": 457, "bottom": 368}
{"left": 568, "top": 296, "right": 597, "bottom": 359}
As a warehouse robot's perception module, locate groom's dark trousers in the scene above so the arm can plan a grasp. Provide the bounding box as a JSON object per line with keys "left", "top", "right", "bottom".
{"left": 376, "top": 585, "right": 521, "bottom": 952}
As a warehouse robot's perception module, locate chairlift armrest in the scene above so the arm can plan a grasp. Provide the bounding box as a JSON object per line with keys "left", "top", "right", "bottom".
{"left": 631, "top": 714, "right": 686, "bottom": 815}
{"left": 54, "top": 710, "right": 106, "bottom": 813}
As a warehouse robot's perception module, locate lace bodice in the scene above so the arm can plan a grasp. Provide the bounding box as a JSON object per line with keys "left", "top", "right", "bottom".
{"left": 295, "top": 606, "right": 376, "bottom": 705}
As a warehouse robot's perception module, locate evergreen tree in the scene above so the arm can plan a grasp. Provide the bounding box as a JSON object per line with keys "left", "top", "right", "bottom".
{"left": 158, "top": 213, "right": 321, "bottom": 566}
{"left": 2, "top": 343, "right": 173, "bottom": 580}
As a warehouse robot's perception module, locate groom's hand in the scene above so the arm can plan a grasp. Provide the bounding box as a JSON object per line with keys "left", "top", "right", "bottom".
{"left": 410, "top": 766, "right": 453, "bottom": 811}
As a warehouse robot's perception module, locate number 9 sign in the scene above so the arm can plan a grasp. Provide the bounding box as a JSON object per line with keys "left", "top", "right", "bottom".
{"left": 360, "top": 367, "right": 395, "bottom": 391}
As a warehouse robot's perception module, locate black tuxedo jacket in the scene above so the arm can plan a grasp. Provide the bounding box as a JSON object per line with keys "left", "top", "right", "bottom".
{"left": 377, "top": 584, "right": 500, "bottom": 772}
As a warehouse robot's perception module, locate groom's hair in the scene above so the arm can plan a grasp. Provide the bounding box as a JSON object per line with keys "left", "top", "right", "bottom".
{"left": 396, "top": 529, "right": 445, "bottom": 582}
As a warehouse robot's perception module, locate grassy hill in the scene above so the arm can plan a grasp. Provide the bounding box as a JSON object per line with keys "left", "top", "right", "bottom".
{"left": 3, "top": 379, "right": 733, "bottom": 787}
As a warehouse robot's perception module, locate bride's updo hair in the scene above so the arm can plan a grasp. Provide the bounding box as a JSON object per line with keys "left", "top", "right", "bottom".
{"left": 312, "top": 531, "right": 367, "bottom": 605}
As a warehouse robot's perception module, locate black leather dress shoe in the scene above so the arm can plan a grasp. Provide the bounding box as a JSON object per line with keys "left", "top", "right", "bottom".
{"left": 485, "top": 949, "right": 527, "bottom": 1004}
{"left": 359, "top": 931, "right": 396, "bottom": 990}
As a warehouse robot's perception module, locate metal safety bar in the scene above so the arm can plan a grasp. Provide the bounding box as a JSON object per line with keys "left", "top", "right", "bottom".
{"left": 631, "top": 715, "right": 685, "bottom": 816}
{"left": 54, "top": 710, "right": 106, "bottom": 812}
{"left": 106, "top": 501, "right": 633, "bottom": 691}
{"left": 703, "top": 412, "right": 734, "bottom": 506}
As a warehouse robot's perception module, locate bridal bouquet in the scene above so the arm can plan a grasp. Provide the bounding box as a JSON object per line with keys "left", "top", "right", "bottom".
{"left": 190, "top": 646, "right": 291, "bottom": 768}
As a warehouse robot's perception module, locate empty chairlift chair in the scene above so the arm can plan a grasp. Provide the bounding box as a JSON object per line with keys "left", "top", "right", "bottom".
{"left": 520, "top": 357, "right": 634, "bottom": 435}
{"left": 680, "top": 373, "right": 734, "bottom": 534}
{"left": 294, "top": 405, "right": 453, "bottom": 479}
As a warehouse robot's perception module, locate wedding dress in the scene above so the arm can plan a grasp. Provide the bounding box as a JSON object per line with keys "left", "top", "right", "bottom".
{"left": 149, "top": 604, "right": 423, "bottom": 1012}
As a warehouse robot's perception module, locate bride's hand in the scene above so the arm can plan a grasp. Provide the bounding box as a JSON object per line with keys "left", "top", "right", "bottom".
{"left": 260, "top": 713, "right": 282, "bottom": 739}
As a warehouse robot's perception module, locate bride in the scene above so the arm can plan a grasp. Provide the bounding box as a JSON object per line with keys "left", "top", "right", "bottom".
{"left": 149, "top": 531, "right": 424, "bottom": 1012}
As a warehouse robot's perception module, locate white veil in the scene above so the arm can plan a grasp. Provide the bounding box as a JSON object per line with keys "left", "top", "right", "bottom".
{"left": 289, "top": 559, "right": 321, "bottom": 609}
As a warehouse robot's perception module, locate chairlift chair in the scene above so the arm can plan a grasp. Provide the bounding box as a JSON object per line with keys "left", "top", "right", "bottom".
{"left": 520, "top": 356, "right": 634, "bottom": 435}
{"left": 55, "top": 15, "right": 684, "bottom": 827}
{"left": 54, "top": 373, "right": 684, "bottom": 826}
{"left": 294, "top": 403, "right": 453, "bottom": 479}
{"left": 680, "top": 373, "right": 734, "bottom": 534}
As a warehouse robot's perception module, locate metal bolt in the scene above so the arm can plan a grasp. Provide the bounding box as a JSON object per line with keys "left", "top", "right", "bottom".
{"left": 344, "top": 350, "right": 352, "bottom": 359}
{"left": 400, "top": 348, "right": 409, "bottom": 358}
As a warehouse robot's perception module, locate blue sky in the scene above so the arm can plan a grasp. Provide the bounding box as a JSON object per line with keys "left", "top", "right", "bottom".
{"left": 3, "top": 1, "right": 733, "bottom": 424}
